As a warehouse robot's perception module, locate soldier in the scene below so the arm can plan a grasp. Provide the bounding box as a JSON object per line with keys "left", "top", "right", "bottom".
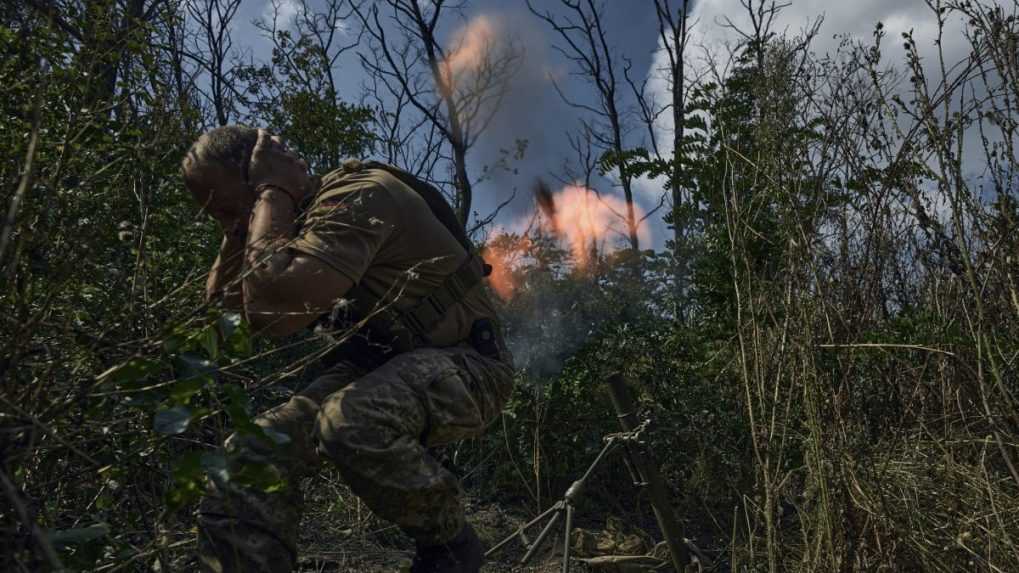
{"left": 181, "top": 125, "right": 514, "bottom": 573}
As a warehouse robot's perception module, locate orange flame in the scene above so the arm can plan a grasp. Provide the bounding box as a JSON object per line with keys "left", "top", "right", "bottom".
{"left": 483, "top": 185, "right": 651, "bottom": 301}
{"left": 481, "top": 240, "right": 521, "bottom": 302}
{"left": 545, "top": 185, "right": 650, "bottom": 269}
{"left": 442, "top": 15, "right": 497, "bottom": 89}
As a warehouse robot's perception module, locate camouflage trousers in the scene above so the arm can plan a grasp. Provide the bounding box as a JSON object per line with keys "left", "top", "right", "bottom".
{"left": 197, "top": 344, "right": 514, "bottom": 573}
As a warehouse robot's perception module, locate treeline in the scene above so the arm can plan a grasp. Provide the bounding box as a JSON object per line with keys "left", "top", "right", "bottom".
{"left": 1, "top": 0, "right": 1018, "bottom": 572}
{"left": 491, "top": 2, "right": 1019, "bottom": 571}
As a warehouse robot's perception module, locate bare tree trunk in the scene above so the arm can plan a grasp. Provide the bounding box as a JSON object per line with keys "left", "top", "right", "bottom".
{"left": 355, "top": 0, "right": 519, "bottom": 230}
{"left": 527, "top": 0, "right": 642, "bottom": 253}
{"left": 407, "top": 0, "right": 473, "bottom": 223}
{"left": 186, "top": 0, "right": 243, "bottom": 126}
{"left": 653, "top": 0, "right": 690, "bottom": 260}
{"left": 73, "top": 0, "right": 153, "bottom": 110}
{"left": 609, "top": 111, "right": 640, "bottom": 252}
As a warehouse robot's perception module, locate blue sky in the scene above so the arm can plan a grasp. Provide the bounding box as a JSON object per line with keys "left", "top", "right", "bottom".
{"left": 219, "top": 0, "right": 996, "bottom": 249}
{"left": 222, "top": 0, "right": 664, "bottom": 243}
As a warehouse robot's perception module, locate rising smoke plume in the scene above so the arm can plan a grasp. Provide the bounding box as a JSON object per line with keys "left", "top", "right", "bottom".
{"left": 485, "top": 178, "right": 653, "bottom": 378}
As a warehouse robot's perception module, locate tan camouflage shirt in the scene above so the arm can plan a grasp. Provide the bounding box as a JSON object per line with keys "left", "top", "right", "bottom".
{"left": 291, "top": 166, "right": 498, "bottom": 347}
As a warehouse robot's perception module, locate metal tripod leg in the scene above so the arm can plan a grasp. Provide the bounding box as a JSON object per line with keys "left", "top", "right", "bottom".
{"left": 561, "top": 502, "right": 575, "bottom": 573}
{"left": 484, "top": 503, "right": 559, "bottom": 558}
{"left": 485, "top": 437, "right": 622, "bottom": 569}
{"left": 519, "top": 501, "right": 563, "bottom": 564}
{"left": 486, "top": 373, "right": 709, "bottom": 571}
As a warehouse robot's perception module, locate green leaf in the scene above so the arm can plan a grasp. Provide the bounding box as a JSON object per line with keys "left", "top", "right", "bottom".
{"left": 220, "top": 313, "right": 253, "bottom": 358}
{"left": 94, "top": 494, "right": 114, "bottom": 510}
{"left": 175, "top": 352, "right": 217, "bottom": 382}
{"left": 165, "top": 451, "right": 206, "bottom": 510}
{"left": 172, "top": 451, "right": 203, "bottom": 479}
{"left": 222, "top": 384, "right": 257, "bottom": 433}
{"left": 162, "top": 332, "right": 188, "bottom": 354}
{"left": 168, "top": 377, "right": 208, "bottom": 403}
{"left": 233, "top": 461, "right": 286, "bottom": 493}
{"left": 153, "top": 406, "right": 192, "bottom": 435}
{"left": 218, "top": 312, "right": 241, "bottom": 340}
{"left": 96, "top": 358, "right": 160, "bottom": 385}
{"left": 197, "top": 324, "right": 219, "bottom": 360}
{"left": 47, "top": 522, "right": 109, "bottom": 547}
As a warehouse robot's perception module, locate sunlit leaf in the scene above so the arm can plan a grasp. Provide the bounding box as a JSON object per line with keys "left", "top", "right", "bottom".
{"left": 220, "top": 313, "right": 253, "bottom": 358}
{"left": 218, "top": 312, "right": 241, "bottom": 340}
{"left": 233, "top": 460, "right": 285, "bottom": 493}
{"left": 165, "top": 451, "right": 205, "bottom": 510}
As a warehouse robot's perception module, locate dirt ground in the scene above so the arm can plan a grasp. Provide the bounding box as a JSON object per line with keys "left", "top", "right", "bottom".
{"left": 296, "top": 490, "right": 589, "bottom": 573}
{"left": 284, "top": 453, "right": 713, "bottom": 573}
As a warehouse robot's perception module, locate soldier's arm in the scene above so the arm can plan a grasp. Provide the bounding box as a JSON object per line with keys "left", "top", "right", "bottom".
{"left": 205, "top": 221, "right": 247, "bottom": 309}
{"left": 243, "top": 187, "right": 353, "bottom": 337}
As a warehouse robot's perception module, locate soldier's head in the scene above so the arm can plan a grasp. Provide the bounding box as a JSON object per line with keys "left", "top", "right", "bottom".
{"left": 182, "top": 125, "right": 259, "bottom": 221}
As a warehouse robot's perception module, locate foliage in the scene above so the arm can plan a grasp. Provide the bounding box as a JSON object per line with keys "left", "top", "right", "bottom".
{"left": 0, "top": 3, "right": 372, "bottom": 570}
{"left": 464, "top": 4, "right": 1019, "bottom": 572}
{"left": 238, "top": 28, "right": 376, "bottom": 171}
{"left": 2, "top": 1, "right": 1019, "bottom": 572}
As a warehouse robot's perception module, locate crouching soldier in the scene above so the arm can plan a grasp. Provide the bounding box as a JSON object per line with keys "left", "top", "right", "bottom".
{"left": 181, "top": 125, "right": 514, "bottom": 573}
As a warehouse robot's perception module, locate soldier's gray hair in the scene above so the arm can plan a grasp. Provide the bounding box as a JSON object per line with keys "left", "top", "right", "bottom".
{"left": 182, "top": 124, "right": 259, "bottom": 185}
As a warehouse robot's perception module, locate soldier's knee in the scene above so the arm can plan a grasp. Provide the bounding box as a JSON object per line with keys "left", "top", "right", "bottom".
{"left": 313, "top": 387, "right": 361, "bottom": 466}
{"left": 313, "top": 384, "right": 411, "bottom": 469}
{"left": 313, "top": 367, "right": 427, "bottom": 471}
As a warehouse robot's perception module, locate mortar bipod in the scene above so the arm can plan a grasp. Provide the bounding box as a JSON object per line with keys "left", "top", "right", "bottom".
{"left": 485, "top": 373, "right": 712, "bottom": 572}
{"left": 484, "top": 424, "right": 648, "bottom": 573}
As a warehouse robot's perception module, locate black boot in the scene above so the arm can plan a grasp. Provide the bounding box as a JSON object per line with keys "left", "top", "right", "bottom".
{"left": 411, "top": 524, "right": 484, "bottom": 573}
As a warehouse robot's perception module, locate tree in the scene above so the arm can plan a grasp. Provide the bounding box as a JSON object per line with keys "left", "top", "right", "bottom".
{"left": 651, "top": 1, "right": 692, "bottom": 258}
{"left": 526, "top": 0, "right": 643, "bottom": 252}
{"left": 625, "top": 0, "right": 699, "bottom": 308}
{"left": 243, "top": 0, "right": 375, "bottom": 170}
{"left": 354, "top": 0, "right": 521, "bottom": 227}
{"left": 184, "top": 0, "right": 245, "bottom": 126}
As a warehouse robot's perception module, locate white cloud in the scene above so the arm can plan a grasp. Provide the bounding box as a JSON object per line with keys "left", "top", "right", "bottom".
{"left": 264, "top": 0, "right": 301, "bottom": 28}
{"left": 636, "top": 0, "right": 1004, "bottom": 231}
{"left": 646, "top": 0, "right": 977, "bottom": 161}
{"left": 687, "top": 0, "right": 974, "bottom": 63}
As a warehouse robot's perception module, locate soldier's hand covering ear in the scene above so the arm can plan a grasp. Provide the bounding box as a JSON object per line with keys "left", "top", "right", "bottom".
{"left": 248, "top": 129, "right": 311, "bottom": 203}
{"left": 199, "top": 186, "right": 253, "bottom": 229}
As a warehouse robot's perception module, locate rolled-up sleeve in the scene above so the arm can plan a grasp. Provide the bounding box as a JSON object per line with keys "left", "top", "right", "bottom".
{"left": 290, "top": 182, "right": 398, "bottom": 284}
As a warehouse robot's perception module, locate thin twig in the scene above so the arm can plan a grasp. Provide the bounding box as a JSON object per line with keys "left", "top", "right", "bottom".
{"left": 0, "top": 467, "right": 65, "bottom": 571}
{"left": 818, "top": 343, "right": 957, "bottom": 358}
{"left": 0, "top": 91, "right": 42, "bottom": 268}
